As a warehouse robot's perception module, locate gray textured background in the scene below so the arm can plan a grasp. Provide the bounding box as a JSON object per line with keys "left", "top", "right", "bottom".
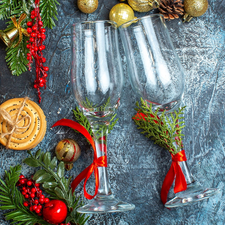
{"left": 0, "top": 0, "right": 225, "bottom": 224}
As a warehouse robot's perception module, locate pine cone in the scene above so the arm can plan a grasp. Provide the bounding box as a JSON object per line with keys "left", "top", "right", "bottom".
{"left": 159, "top": 0, "right": 184, "bottom": 20}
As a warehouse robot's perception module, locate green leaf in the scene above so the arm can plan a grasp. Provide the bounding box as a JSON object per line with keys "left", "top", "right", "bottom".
{"left": 42, "top": 182, "right": 58, "bottom": 189}
{"left": 57, "top": 161, "right": 65, "bottom": 178}
{"left": 35, "top": 149, "right": 41, "bottom": 159}
{"left": 49, "top": 157, "right": 57, "bottom": 169}
{"left": 54, "top": 187, "right": 66, "bottom": 199}
{"left": 23, "top": 158, "right": 40, "bottom": 167}
{"left": 43, "top": 152, "right": 51, "bottom": 166}
{"left": 33, "top": 169, "right": 47, "bottom": 181}
{"left": 35, "top": 173, "right": 52, "bottom": 184}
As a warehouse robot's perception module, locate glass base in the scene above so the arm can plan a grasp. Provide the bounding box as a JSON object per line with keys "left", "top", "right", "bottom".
{"left": 165, "top": 182, "right": 220, "bottom": 208}
{"left": 77, "top": 194, "right": 135, "bottom": 214}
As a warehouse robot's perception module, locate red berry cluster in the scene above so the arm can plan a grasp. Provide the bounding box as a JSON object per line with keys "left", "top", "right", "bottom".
{"left": 16, "top": 175, "right": 49, "bottom": 216}
{"left": 26, "top": 0, "right": 48, "bottom": 104}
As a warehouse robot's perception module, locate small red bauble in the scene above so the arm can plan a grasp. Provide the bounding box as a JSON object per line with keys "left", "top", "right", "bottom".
{"left": 43, "top": 200, "right": 67, "bottom": 224}
{"left": 27, "top": 28, "right": 32, "bottom": 33}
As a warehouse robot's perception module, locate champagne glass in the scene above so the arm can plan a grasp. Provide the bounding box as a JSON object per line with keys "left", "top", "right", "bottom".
{"left": 71, "top": 20, "right": 135, "bottom": 213}
{"left": 119, "top": 14, "right": 219, "bottom": 208}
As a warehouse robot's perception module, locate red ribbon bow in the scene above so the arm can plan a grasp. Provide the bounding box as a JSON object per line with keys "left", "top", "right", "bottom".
{"left": 161, "top": 150, "right": 187, "bottom": 205}
{"left": 52, "top": 119, "right": 107, "bottom": 200}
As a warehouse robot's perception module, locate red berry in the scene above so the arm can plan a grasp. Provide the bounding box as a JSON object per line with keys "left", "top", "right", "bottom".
{"left": 27, "top": 28, "right": 32, "bottom": 33}
{"left": 43, "top": 67, "right": 49, "bottom": 71}
{"left": 38, "top": 21, "right": 43, "bottom": 26}
{"left": 30, "top": 193, "right": 35, "bottom": 198}
{"left": 33, "top": 205, "right": 37, "bottom": 210}
{"left": 39, "top": 198, "right": 44, "bottom": 204}
{"left": 22, "top": 187, "right": 26, "bottom": 190}
{"left": 41, "top": 28, "right": 46, "bottom": 33}
{"left": 37, "top": 33, "right": 42, "bottom": 38}
{"left": 23, "top": 201, "right": 29, "bottom": 207}
{"left": 31, "top": 32, "right": 36, "bottom": 37}
{"left": 29, "top": 37, "right": 34, "bottom": 42}
{"left": 32, "top": 26, "right": 37, "bottom": 31}
{"left": 41, "top": 45, "right": 45, "bottom": 50}
{"left": 34, "top": 199, "right": 39, "bottom": 204}
{"left": 31, "top": 188, "right": 36, "bottom": 193}
{"left": 41, "top": 34, "right": 46, "bottom": 40}
{"left": 34, "top": 46, "right": 39, "bottom": 51}
{"left": 35, "top": 183, "right": 40, "bottom": 187}
{"left": 29, "top": 206, "right": 33, "bottom": 211}
{"left": 31, "top": 10, "right": 35, "bottom": 15}
{"left": 20, "top": 175, "right": 25, "bottom": 179}
{"left": 39, "top": 83, "right": 44, "bottom": 87}
{"left": 20, "top": 179, "right": 25, "bottom": 184}
{"left": 43, "top": 73, "right": 48, "bottom": 78}
{"left": 22, "top": 191, "right": 26, "bottom": 195}
{"left": 39, "top": 46, "right": 43, "bottom": 51}
{"left": 37, "top": 205, "right": 42, "bottom": 209}
{"left": 25, "top": 194, "right": 29, "bottom": 199}
{"left": 35, "top": 208, "right": 41, "bottom": 214}
{"left": 44, "top": 198, "right": 49, "bottom": 203}
{"left": 27, "top": 181, "right": 32, "bottom": 186}
{"left": 34, "top": 84, "right": 38, "bottom": 89}
{"left": 42, "top": 58, "right": 46, "bottom": 63}
{"left": 27, "top": 21, "right": 33, "bottom": 26}
{"left": 30, "top": 14, "right": 35, "bottom": 19}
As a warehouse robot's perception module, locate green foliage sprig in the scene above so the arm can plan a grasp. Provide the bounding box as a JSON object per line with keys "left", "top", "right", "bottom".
{"left": 0, "top": 0, "right": 60, "bottom": 75}
{"left": 133, "top": 98, "right": 185, "bottom": 155}
{"left": 23, "top": 149, "right": 89, "bottom": 225}
{"left": 72, "top": 106, "right": 118, "bottom": 140}
{"left": 0, "top": 165, "right": 51, "bottom": 225}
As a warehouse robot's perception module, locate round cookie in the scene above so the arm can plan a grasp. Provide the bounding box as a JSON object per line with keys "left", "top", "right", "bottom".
{"left": 0, "top": 98, "right": 47, "bottom": 150}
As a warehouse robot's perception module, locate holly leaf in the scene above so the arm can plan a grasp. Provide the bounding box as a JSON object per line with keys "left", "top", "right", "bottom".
{"left": 23, "top": 158, "right": 39, "bottom": 167}
{"left": 35, "top": 149, "right": 41, "bottom": 159}
{"left": 57, "top": 161, "right": 65, "bottom": 178}
{"left": 33, "top": 169, "right": 46, "bottom": 181}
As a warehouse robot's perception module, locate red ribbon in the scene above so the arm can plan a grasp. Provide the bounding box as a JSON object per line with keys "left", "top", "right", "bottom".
{"left": 52, "top": 119, "right": 107, "bottom": 200}
{"left": 161, "top": 150, "right": 187, "bottom": 205}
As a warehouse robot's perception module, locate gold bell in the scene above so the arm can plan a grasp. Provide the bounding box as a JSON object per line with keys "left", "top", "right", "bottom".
{"left": 0, "top": 28, "right": 19, "bottom": 47}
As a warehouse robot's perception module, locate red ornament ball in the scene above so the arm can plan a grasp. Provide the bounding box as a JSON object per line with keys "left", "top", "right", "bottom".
{"left": 42, "top": 200, "right": 67, "bottom": 224}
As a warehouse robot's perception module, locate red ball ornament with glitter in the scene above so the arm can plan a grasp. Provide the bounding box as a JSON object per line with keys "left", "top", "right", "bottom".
{"left": 26, "top": 0, "right": 47, "bottom": 103}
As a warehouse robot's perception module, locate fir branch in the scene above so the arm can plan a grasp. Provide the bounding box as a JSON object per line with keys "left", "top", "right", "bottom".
{"left": 133, "top": 98, "right": 185, "bottom": 155}
{"left": 72, "top": 106, "right": 118, "bottom": 140}
{"left": 39, "top": 0, "right": 60, "bottom": 29}
{"left": 0, "top": 165, "right": 51, "bottom": 225}
{"left": 23, "top": 150, "right": 88, "bottom": 225}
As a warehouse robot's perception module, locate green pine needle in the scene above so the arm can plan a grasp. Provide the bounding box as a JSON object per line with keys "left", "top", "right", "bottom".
{"left": 72, "top": 106, "right": 118, "bottom": 140}
{"left": 133, "top": 98, "right": 185, "bottom": 155}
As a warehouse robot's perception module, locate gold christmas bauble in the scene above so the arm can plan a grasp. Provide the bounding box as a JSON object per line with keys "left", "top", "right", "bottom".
{"left": 55, "top": 139, "right": 81, "bottom": 170}
{"left": 183, "top": 0, "right": 208, "bottom": 22}
{"left": 109, "top": 3, "right": 136, "bottom": 27}
{"left": 128, "top": 0, "right": 160, "bottom": 12}
{"left": 77, "top": 0, "right": 98, "bottom": 13}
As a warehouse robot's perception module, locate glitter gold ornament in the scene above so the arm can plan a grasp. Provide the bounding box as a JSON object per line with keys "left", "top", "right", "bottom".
{"left": 55, "top": 139, "right": 81, "bottom": 170}
{"left": 77, "top": 0, "right": 98, "bottom": 14}
{"left": 128, "top": 0, "right": 160, "bottom": 12}
{"left": 109, "top": 3, "right": 136, "bottom": 27}
{"left": 183, "top": 0, "right": 208, "bottom": 22}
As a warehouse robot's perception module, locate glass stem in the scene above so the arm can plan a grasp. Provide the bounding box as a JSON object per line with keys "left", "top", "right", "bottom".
{"left": 179, "top": 160, "right": 195, "bottom": 185}
{"left": 91, "top": 122, "right": 112, "bottom": 196}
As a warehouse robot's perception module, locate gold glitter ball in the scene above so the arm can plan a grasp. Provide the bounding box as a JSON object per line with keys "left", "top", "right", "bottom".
{"left": 128, "top": 0, "right": 160, "bottom": 12}
{"left": 77, "top": 0, "right": 98, "bottom": 13}
{"left": 184, "top": 0, "right": 208, "bottom": 17}
{"left": 109, "top": 3, "right": 136, "bottom": 27}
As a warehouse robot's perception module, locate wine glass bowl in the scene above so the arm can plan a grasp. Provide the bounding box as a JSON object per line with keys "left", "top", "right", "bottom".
{"left": 119, "top": 14, "right": 184, "bottom": 112}
{"left": 71, "top": 20, "right": 135, "bottom": 213}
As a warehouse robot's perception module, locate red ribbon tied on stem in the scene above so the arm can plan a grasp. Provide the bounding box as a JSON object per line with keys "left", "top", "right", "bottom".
{"left": 52, "top": 119, "right": 107, "bottom": 200}
{"left": 161, "top": 150, "right": 187, "bottom": 205}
